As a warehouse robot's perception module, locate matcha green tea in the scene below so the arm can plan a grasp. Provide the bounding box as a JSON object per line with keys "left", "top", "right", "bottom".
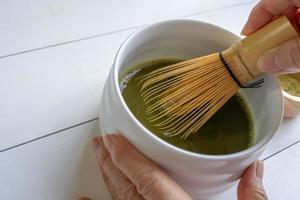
{"left": 120, "top": 59, "right": 255, "bottom": 155}
{"left": 278, "top": 73, "right": 300, "bottom": 96}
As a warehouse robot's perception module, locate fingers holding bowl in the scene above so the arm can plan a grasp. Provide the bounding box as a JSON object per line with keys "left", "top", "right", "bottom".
{"left": 91, "top": 134, "right": 192, "bottom": 200}
{"left": 91, "top": 136, "right": 143, "bottom": 200}
{"left": 237, "top": 160, "right": 268, "bottom": 200}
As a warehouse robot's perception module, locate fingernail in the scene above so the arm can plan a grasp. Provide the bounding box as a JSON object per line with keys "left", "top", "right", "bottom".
{"left": 240, "top": 24, "right": 252, "bottom": 36}
{"left": 103, "top": 134, "right": 114, "bottom": 151}
{"left": 240, "top": 28, "right": 247, "bottom": 36}
{"left": 256, "top": 160, "right": 264, "bottom": 179}
{"left": 257, "top": 52, "right": 281, "bottom": 73}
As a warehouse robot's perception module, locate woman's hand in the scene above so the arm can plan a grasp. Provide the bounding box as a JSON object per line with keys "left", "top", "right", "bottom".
{"left": 82, "top": 134, "right": 267, "bottom": 200}
{"left": 90, "top": 134, "right": 192, "bottom": 200}
{"left": 237, "top": 160, "right": 268, "bottom": 200}
{"left": 242, "top": 0, "right": 300, "bottom": 74}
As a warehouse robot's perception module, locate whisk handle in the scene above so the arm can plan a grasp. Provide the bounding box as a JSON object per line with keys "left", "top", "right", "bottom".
{"left": 235, "top": 15, "right": 299, "bottom": 78}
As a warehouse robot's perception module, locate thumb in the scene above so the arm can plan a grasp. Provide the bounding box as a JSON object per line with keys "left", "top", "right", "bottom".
{"left": 237, "top": 160, "right": 268, "bottom": 200}
{"left": 257, "top": 38, "right": 300, "bottom": 74}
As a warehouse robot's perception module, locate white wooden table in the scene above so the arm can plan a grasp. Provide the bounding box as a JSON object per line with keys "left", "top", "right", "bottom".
{"left": 1, "top": 1, "right": 300, "bottom": 199}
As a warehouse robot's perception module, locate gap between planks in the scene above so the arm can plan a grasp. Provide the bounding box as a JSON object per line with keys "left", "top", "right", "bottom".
{"left": 0, "top": 117, "right": 98, "bottom": 153}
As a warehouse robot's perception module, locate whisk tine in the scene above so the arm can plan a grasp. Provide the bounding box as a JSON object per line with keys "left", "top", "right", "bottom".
{"left": 157, "top": 69, "right": 228, "bottom": 111}
{"left": 143, "top": 64, "right": 224, "bottom": 101}
{"left": 149, "top": 77, "right": 236, "bottom": 137}
{"left": 138, "top": 51, "right": 247, "bottom": 139}
{"left": 183, "top": 84, "right": 237, "bottom": 139}
{"left": 143, "top": 57, "right": 204, "bottom": 76}
{"left": 142, "top": 59, "right": 217, "bottom": 81}
{"left": 155, "top": 101, "right": 209, "bottom": 132}
{"left": 170, "top": 92, "right": 231, "bottom": 138}
{"left": 141, "top": 77, "right": 179, "bottom": 100}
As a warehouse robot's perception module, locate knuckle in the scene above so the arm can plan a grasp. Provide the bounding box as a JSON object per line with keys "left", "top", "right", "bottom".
{"left": 102, "top": 153, "right": 111, "bottom": 172}
{"left": 252, "top": 186, "right": 268, "bottom": 200}
{"left": 101, "top": 171, "right": 110, "bottom": 184}
{"left": 242, "top": 185, "right": 268, "bottom": 200}
{"left": 136, "top": 168, "right": 162, "bottom": 197}
{"left": 109, "top": 138, "right": 131, "bottom": 165}
{"left": 116, "top": 178, "right": 136, "bottom": 200}
{"left": 110, "top": 145, "right": 128, "bottom": 166}
{"left": 259, "top": 0, "right": 268, "bottom": 9}
{"left": 98, "top": 147, "right": 109, "bottom": 166}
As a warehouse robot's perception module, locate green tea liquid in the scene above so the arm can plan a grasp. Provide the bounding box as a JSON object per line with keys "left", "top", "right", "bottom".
{"left": 121, "top": 59, "right": 255, "bottom": 155}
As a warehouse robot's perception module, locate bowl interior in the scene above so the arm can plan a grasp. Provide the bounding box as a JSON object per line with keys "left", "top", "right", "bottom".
{"left": 278, "top": 73, "right": 300, "bottom": 102}
{"left": 114, "top": 20, "right": 283, "bottom": 155}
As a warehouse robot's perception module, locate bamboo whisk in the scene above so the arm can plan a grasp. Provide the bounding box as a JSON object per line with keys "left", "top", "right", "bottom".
{"left": 139, "top": 15, "right": 299, "bottom": 139}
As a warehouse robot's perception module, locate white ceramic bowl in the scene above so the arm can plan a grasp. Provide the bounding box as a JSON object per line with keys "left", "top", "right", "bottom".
{"left": 283, "top": 90, "right": 300, "bottom": 117}
{"left": 278, "top": 73, "right": 300, "bottom": 117}
{"left": 99, "top": 20, "right": 283, "bottom": 199}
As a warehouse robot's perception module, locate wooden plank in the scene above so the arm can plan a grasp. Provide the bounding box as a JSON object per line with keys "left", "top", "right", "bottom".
{"left": 263, "top": 142, "right": 300, "bottom": 199}
{"left": 188, "top": 1, "right": 256, "bottom": 36}
{"left": 1, "top": 120, "right": 299, "bottom": 200}
{"left": 262, "top": 117, "right": 300, "bottom": 159}
{"left": 0, "top": 29, "right": 133, "bottom": 150}
{"left": 214, "top": 139, "right": 300, "bottom": 200}
{"left": 0, "top": 0, "right": 255, "bottom": 57}
{"left": 0, "top": 121, "right": 111, "bottom": 200}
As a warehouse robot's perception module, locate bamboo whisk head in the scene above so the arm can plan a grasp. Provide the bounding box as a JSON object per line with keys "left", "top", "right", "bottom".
{"left": 139, "top": 51, "right": 241, "bottom": 139}
{"left": 138, "top": 15, "right": 298, "bottom": 139}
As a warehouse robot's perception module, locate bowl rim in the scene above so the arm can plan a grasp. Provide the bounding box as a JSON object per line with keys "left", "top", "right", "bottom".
{"left": 282, "top": 90, "right": 300, "bottom": 102}
{"left": 112, "top": 19, "right": 284, "bottom": 161}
